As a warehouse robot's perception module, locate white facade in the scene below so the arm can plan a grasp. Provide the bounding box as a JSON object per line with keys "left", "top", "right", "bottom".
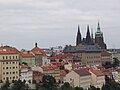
{"left": 20, "top": 67, "right": 33, "bottom": 83}
{"left": 42, "top": 56, "right": 50, "bottom": 66}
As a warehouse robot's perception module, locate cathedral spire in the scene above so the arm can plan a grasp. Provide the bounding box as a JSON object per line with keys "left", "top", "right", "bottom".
{"left": 86, "top": 25, "right": 92, "bottom": 45}
{"left": 76, "top": 25, "right": 82, "bottom": 46}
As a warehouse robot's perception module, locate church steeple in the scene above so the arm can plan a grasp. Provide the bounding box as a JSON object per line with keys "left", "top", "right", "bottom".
{"left": 76, "top": 25, "right": 82, "bottom": 46}
{"left": 86, "top": 25, "right": 92, "bottom": 45}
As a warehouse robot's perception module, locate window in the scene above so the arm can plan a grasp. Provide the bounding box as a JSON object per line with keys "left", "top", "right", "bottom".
{"left": 13, "top": 67, "right": 15, "bottom": 69}
{"left": 13, "top": 72, "right": 15, "bottom": 74}
{"left": 6, "top": 62, "right": 8, "bottom": 64}
{"left": 6, "top": 72, "right": 9, "bottom": 75}
{"left": 10, "top": 67, "right": 11, "bottom": 69}
{"left": 3, "top": 67, "right": 5, "bottom": 69}
{"left": 3, "top": 62, "right": 4, "bottom": 64}
{"left": 6, "top": 77, "right": 9, "bottom": 80}
{"left": 13, "top": 56, "right": 14, "bottom": 59}
{"left": 13, "top": 62, "right": 15, "bottom": 64}
{"left": 16, "top": 71, "right": 18, "bottom": 74}
{"left": 3, "top": 72, "right": 5, "bottom": 75}
{"left": 6, "top": 56, "right": 8, "bottom": 59}
{"left": 3, "top": 56, "right": 4, "bottom": 59}
{"left": 16, "top": 66, "right": 18, "bottom": 69}
{"left": 6, "top": 67, "right": 8, "bottom": 69}
{"left": 9, "top": 56, "right": 11, "bottom": 59}
{"left": 16, "top": 56, "right": 17, "bottom": 59}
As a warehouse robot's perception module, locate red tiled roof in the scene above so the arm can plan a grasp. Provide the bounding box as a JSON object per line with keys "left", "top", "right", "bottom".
{"left": 0, "top": 46, "right": 20, "bottom": 54}
{"left": 41, "top": 65, "right": 57, "bottom": 70}
{"left": 48, "top": 54, "right": 74, "bottom": 60}
{"left": 20, "top": 53, "right": 35, "bottom": 58}
{"left": 74, "top": 69, "right": 91, "bottom": 76}
{"left": 96, "top": 66, "right": 105, "bottom": 70}
{"left": 72, "top": 64, "right": 81, "bottom": 68}
{"left": 60, "top": 70, "right": 68, "bottom": 76}
{"left": 31, "top": 47, "right": 46, "bottom": 55}
{"left": 20, "top": 65, "right": 30, "bottom": 68}
{"left": 91, "top": 70, "right": 104, "bottom": 76}
{"left": 51, "top": 62, "right": 68, "bottom": 66}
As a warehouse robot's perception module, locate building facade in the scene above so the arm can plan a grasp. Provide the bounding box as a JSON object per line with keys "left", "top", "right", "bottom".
{"left": 0, "top": 46, "right": 20, "bottom": 82}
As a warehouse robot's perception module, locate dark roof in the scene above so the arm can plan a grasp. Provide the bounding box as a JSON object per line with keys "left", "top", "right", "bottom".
{"left": 74, "top": 69, "right": 91, "bottom": 76}
{"left": 63, "top": 44, "right": 101, "bottom": 53}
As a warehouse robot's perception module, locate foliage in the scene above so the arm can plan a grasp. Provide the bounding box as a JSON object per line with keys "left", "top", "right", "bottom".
{"left": 61, "top": 82, "right": 73, "bottom": 90}
{"left": 102, "top": 75, "right": 120, "bottom": 90}
{"left": 112, "top": 58, "right": 120, "bottom": 68}
{"left": 42, "top": 75, "right": 57, "bottom": 90}
{"left": 102, "top": 61, "right": 112, "bottom": 69}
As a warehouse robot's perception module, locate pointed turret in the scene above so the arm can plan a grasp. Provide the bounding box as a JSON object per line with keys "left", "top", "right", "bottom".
{"left": 85, "top": 25, "right": 92, "bottom": 45}
{"left": 76, "top": 25, "right": 82, "bottom": 45}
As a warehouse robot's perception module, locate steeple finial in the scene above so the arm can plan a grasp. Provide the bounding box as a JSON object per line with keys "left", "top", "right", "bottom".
{"left": 35, "top": 43, "right": 38, "bottom": 47}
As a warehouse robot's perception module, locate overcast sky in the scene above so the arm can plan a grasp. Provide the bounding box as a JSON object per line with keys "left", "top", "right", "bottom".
{"left": 0, "top": 0, "right": 119, "bottom": 50}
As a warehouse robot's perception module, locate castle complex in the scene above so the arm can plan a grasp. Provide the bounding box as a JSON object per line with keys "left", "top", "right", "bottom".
{"left": 63, "top": 22, "right": 108, "bottom": 65}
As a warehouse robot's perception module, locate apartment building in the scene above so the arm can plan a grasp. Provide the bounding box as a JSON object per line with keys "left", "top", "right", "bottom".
{"left": 0, "top": 46, "right": 20, "bottom": 82}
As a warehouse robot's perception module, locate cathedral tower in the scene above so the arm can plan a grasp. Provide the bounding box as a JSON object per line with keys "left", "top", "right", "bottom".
{"left": 95, "top": 22, "right": 107, "bottom": 49}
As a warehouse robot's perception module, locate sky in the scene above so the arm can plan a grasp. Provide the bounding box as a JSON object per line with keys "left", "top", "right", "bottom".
{"left": 0, "top": 0, "right": 120, "bottom": 50}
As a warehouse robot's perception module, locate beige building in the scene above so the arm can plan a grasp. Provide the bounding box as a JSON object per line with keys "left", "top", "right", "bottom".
{"left": 65, "top": 69, "right": 91, "bottom": 89}
{"left": 75, "top": 51, "right": 101, "bottom": 66}
{"left": 0, "top": 46, "right": 20, "bottom": 82}
{"left": 101, "top": 51, "right": 112, "bottom": 64}
{"left": 89, "top": 69, "right": 105, "bottom": 89}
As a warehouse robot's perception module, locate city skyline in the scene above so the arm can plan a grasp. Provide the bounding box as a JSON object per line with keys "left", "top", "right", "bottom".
{"left": 0, "top": 0, "right": 120, "bottom": 49}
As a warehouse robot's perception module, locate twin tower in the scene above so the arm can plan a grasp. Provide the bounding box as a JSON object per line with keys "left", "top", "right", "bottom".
{"left": 76, "top": 22, "right": 107, "bottom": 49}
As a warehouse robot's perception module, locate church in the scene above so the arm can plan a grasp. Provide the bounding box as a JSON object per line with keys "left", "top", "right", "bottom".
{"left": 63, "top": 22, "right": 107, "bottom": 66}
{"left": 76, "top": 22, "right": 107, "bottom": 49}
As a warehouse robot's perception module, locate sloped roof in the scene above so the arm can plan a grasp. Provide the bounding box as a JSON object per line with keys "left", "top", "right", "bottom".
{"left": 91, "top": 69, "right": 104, "bottom": 76}
{"left": 31, "top": 47, "right": 46, "bottom": 55}
{"left": 0, "top": 46, "right": 20, "bottom": 54}
{"left": 74, "top": 69, "right": 91, "bottom": 76}
{"left": 20, "top": 52, "right": 35, "bottom": 58}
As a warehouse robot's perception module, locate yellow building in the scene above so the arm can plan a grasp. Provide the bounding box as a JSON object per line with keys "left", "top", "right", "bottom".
{"left": 0, "top": 46, "right": 20, "bottom": 82}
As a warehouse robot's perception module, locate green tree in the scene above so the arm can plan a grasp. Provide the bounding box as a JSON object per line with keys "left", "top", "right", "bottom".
{"left": 42, "top": 75, "right": 57, "bottom": 90}
{"left": 112, "top": 58, "right": 119, "bottom": 68}
{"left": 74, "top": 86, "right": 84, "bottom": 90}
{"left": 61, "top": 82, "right": 73, "bottom": 90}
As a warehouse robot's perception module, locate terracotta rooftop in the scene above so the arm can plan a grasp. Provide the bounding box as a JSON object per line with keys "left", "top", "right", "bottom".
{"left": 41, "top": 65, "right": 57, "bottom": 70}
{"left": 74, "top": 69, "right": 91, "bottom": 76}
{"left": 91, "top": 69, "right": 104, "bottom": 76}
{"left": 31, "top": 47, "right": 46, "bottom": 56}
{"left": 20, "top": 65, "right": 30, "bottom": 68}
{"left": 20, "top": 52, "right": 35, "bottom": 58}
{"left": 48, "top": 54, "right": 74, "bottom": 60}
{"left": 0, "top": 46, "right": 20, "bottom": 54}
